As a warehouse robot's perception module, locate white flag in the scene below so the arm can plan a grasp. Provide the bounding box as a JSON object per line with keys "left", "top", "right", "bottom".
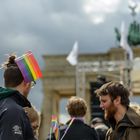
{"left": 66, "top": 41, "right": 79, "bottom": 66}
{"left": 120, "top": 21, "right": 133, "bottom": 60}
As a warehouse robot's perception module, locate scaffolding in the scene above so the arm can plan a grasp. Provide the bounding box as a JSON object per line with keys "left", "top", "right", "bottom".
{"left": 76, "top": 60, "right": 132, "bottom": 98}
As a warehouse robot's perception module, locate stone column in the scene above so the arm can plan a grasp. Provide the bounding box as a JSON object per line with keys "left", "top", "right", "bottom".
{"left": 38, "top": 88, "right": 53, "bottom": 140}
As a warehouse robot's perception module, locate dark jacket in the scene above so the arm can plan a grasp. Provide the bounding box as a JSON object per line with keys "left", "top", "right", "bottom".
{"left": 48, "top": 119, "right": 98, "bottom": 140}
{"left": 106, "top": 107, "right": 140, "bottom": 140}
{"left": 0, "top": 87, "right": 36, "bottom": 140}
{"left": 95, "top": 124, "right": 108, "bottom": 140}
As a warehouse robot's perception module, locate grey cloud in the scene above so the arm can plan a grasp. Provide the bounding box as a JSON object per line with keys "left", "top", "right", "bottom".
{"left": 0, "top": 0, "right": 139, "bottom": 110}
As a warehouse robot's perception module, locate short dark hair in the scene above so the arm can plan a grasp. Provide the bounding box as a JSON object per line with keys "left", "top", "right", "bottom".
{"left": 3, "top": 55, "right": 24, "bottom": 87}
{"left": 91, "top": 117, "right": 104, "bottom": 125}
{"left": 67, "top": 96, "right": 87, "bottom": 117}
{"left": 96, "top": 81, "right": 130, "bottom": 107}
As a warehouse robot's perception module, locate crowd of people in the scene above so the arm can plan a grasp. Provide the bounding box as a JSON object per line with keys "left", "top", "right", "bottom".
{"left": 47, "top": 81, "right": 140, "bottom": 140}
{"left": 0, "top": 54, "right": 140, "bottom": 140}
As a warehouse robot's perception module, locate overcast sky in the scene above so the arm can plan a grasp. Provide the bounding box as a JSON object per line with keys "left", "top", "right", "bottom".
{"left": 0, "top": 0, "right": 140, "bottom": 111}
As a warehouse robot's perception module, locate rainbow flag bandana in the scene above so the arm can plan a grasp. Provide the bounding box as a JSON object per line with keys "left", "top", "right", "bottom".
{"left": 15, "top": 51, "right": 42, "bottom": 83}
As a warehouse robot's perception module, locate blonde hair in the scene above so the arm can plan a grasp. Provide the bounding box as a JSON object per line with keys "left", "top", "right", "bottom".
{"left": 24, "top": 105, "right": 41, "bottom": 139}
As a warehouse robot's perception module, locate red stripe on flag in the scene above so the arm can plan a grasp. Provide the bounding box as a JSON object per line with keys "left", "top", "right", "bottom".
{"left": 27, "top": 51, "right": 42, "bottom": 79}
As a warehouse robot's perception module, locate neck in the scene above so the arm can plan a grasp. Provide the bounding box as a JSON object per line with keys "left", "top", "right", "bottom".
{"left": 114, "top": 105, "right": 127, "bottom": 123}
{"left": 71, "top": 117, "right": 84, "bottom": 122}
{"left": 15, "top": 87, "right": 25, "bottom": 96}
{"left": 10, "top": 85, "right": 27, "bottom": 98}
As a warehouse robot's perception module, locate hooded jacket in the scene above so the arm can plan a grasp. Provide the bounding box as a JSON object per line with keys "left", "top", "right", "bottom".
{"left": 106, "top": 107, "right": 140, "bottom": 140}
{"left": 0, "top": 87, "right": 36, "bottom": 140}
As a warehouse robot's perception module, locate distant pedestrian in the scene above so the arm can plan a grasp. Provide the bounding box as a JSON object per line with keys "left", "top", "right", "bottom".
{"left": 91, "top": 117, "right": 108, "bottom": 140}
{"left": 24, "top": 105, "right": 41, "bottom": 139}
{"left": 47, "top": 96, "right": 98, "bottom": 140}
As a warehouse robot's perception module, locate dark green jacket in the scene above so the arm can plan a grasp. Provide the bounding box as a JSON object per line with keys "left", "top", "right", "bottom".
{"left": 106, "top": 107, "right": 140, "bottom": 140}
{"left": 0, "top": 87, "right": 15, "bottom": 99}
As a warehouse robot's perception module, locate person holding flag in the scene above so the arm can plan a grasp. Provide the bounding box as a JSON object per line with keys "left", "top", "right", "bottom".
{"left": 49, "top": 115, "right": 60, "bottom": 140}
{"left": 47, "top": 96, "right": 98, "bottom": 140}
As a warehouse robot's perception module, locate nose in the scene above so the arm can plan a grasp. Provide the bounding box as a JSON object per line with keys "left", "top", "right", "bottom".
{"left": 100, "top": 102, "right": 104, "bottom": 109}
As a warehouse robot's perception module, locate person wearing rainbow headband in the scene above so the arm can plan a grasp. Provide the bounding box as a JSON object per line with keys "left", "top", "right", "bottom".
{"left": 0, "top": 52, "right": 42, "bottom": 140}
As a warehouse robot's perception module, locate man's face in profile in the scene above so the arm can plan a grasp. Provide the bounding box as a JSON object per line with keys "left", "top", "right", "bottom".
{"left": 99, "top": 95, "right": 117, "bottom": 120}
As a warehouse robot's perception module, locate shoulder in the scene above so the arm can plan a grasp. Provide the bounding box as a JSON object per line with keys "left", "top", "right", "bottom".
{"left": 82, "top": 123, "right": 98, "bottom": 136}
{"left": 83, "top": 122, "right": 94, "bottom": 130}
{"left": 106, "top": 127, "right": 113, "bottom": 138}
{"left": 95, "top": 124, "right": 109, "bottom": 130}
{"left": 24, "top": 105, "right": 40, "bottom": 122}
{"left": 60, "top": 124, "right": 67, "bottom": 130}
{"left": 126, "top": 106, "right": 140, "bottom": 126}
{"left": 83, "top": 123, "right": 99, "bottom": 139}
{"left": 0, "top": 98, "right": 35, "bottom": 139}
{"left": 130, "top": 104, "right": 140, "bottom": 116}
{"left": 0, "top": 98, "right": 27, "bottom": 121}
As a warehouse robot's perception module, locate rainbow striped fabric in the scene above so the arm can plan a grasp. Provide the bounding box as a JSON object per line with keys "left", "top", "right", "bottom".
{"left": 15, "top": 51, "right": 42, "bottom": 83}
{"left": 50, "top": 115, "right": 60, "bottom": 140}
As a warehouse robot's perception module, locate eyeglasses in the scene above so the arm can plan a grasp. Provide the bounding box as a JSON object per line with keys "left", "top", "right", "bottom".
{"left": 31, "top": 81, "right": 36, "bottom": 88}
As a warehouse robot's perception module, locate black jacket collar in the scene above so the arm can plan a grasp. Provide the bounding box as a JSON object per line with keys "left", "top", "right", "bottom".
{"left": 10, "top": 90, "right": 31, "bottom": 107}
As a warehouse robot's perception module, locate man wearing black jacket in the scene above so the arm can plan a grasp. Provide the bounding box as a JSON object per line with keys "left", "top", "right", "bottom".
{"left": 0, "top": 55, "right": 37, "bottom": 140}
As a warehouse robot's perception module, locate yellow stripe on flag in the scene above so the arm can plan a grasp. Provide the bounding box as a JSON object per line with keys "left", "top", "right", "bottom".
{"left": 24, "top": 55, "right": 37, "bottom": 81}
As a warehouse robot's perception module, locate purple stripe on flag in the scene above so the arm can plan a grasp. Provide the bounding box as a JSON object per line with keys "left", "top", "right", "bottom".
{"left": 16, "top": 58, "right": 31, "bottom": 82}
{"left": 22, "top": 57, "right": 34, "bottom": 81}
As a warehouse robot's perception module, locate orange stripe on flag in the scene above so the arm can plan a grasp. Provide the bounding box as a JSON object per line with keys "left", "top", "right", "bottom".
{"left": 24, "top": 54, "right": 37, "bottom": 81}
{"left": 27, "top": 51, "right": 42, "bottom": 79}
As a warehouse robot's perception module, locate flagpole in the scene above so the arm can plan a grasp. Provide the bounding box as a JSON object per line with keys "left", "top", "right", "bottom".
{"left": 124, "top": 51, "right": 132, "bottom": 92}
{"left": 120, "top": 21, "right": 133, "bottom": 91}
{"left": 75, "top": 47, "right": 79, "bottom": 96}
{"left": 75, "top": 63, "right": 77, "bottom": 95}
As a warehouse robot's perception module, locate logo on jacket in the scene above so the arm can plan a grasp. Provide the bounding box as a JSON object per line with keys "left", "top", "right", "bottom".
{"left": 12, "top": 125, "right": 22, "bottom": 135}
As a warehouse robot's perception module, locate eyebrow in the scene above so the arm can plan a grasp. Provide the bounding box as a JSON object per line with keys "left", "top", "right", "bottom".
{"left": 100, "top": 99, "right": 107, "bottom": 102}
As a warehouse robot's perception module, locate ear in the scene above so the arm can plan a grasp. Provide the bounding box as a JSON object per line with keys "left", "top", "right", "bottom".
{"left": 114, "top": 96, "right": 121, "bottom": 105}
{"left": 23, "top": 81, "right": 31, "bottom": 88}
